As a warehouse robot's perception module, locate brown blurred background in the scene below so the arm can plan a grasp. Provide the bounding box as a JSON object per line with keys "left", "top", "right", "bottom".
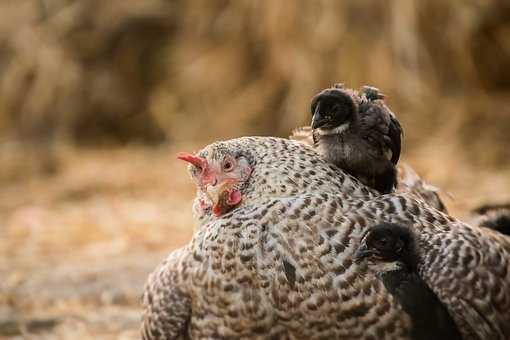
{"left": 0, "top": 0, "right": 509, "bottom": 339}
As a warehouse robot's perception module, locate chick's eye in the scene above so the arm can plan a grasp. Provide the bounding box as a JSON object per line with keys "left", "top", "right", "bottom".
{"left": 395, "top": 239, "right": 405, "bottom": 252}
{"left": 375, "top": 237, "right": 389, "bottom": 248}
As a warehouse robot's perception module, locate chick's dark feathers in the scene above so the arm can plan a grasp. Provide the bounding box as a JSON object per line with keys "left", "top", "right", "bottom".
{"left": 358, "top": 223, "right": 463, "bottom": 340}
{"left": 306, "top": 85, "right": 403, "bottom": 193}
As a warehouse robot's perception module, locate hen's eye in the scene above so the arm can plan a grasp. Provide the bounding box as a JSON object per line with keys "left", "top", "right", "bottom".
{"left": 223, "top": 160, "right": 233, "bottom": 172}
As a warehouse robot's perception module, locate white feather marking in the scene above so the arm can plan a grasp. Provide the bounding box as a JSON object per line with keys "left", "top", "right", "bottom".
{"left": 385, "top": 149, "right": 393, "bottom": 161}
{"left": 317, "top": 122, "right": 350, "bottom": 136}
{"left": 371, "top": 261, "right": 402, "bottom": 273}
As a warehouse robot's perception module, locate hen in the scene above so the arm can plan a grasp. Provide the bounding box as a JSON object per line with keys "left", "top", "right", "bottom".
{"left": 142, "top": 137, "right": 510, "bottom": 340}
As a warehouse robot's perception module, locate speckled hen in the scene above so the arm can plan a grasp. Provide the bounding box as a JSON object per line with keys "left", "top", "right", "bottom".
{"left": 142, "top": 136, "right": 510, "bottom": 340}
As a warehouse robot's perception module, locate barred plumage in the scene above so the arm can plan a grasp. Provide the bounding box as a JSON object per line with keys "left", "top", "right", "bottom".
{"left": 142, "top": 137, "right": 510, "bottom": 340}
{"left": 291, "top": 127, "right": 448, "bottom": 213}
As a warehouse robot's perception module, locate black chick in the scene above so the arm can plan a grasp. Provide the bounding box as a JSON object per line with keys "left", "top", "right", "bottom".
{"left": 354, "top": 222, "right": 463, "bottom": 340}
{"left": 310, "top": 84, "right": 402, "bottom": 193}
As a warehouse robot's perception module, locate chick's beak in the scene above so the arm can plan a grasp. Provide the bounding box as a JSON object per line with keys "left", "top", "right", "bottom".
{"left": 353, "top": 244, "right": 376, "bottom": 261}
{"left": 311, "top": 102, "right": 325, "bottom": 129}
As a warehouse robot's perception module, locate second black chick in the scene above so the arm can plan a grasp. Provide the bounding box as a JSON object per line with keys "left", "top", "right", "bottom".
{"left": 354, "top": 222, "right": 463, "bottom": 340}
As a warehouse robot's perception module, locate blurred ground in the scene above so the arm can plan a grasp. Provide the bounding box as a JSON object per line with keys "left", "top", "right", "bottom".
{"left": 0, "top": 144, "right": 199, "bottom": 339}
{"left": 0, "top": 0, "right": 509, "bottom": 339}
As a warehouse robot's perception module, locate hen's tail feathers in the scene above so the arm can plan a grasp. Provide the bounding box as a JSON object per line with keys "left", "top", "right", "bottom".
{"left": 396, "top": 164, "right": 449, "bottom": 213}
{"left": 289, "top": 126, "right": 314, "bottom": 146}
{"left": 472, "top": 203, "right": 510, "bottom": 236}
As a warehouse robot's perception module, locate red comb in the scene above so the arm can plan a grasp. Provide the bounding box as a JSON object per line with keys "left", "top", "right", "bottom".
{"left": 176, "top": 152, "right": 208, "bottom": 170}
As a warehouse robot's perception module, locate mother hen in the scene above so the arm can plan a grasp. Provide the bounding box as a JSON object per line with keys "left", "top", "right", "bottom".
{"left": 142, "top": 137, "right": 510, "bottom": 340}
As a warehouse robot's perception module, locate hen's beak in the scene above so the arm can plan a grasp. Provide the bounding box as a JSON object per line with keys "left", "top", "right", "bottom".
{"left": 205, "top": 181, "right": 227, "bottom": 206}
{"left": 205, "top": 180, "right": 242, "bottom": 216}
{"left": 178, "top": 151, "right": 243, "bottom": 216}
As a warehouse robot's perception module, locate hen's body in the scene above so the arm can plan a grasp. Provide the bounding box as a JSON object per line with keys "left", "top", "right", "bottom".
{"left": 291, "top": 129, "right": 449, "bottom": 213}
{"left": 143, "top": 137, "right": 510, "bottom": 340}
{"left": 396, "top": 164, "right": 448, "bottom": 213}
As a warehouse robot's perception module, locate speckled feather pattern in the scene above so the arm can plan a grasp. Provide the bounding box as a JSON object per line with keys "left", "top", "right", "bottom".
{"left": 142, "top": 137, "right": 510, "bottom": 340}
{"left": 291, "top": 128, "right": 448, "bottom": 213}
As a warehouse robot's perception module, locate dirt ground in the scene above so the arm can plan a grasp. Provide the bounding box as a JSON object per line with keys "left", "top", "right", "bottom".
{"left": 0, "top": 144, "right": 198, "bottom": 340}
{"left": 1, "top": 142, "right": 509, "bottom": 339}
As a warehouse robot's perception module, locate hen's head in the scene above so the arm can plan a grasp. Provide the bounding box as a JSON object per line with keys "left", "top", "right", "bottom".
{"left": 177, "top": 145, "right": 253, "bottom": 217}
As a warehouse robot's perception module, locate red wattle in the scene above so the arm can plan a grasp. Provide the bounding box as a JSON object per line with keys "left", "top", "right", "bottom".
{"left": 212, "top": 204, "right": 222, "bottom": 217}
{"left": 227, "top": 189, "right": 242, "bottom": 205}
